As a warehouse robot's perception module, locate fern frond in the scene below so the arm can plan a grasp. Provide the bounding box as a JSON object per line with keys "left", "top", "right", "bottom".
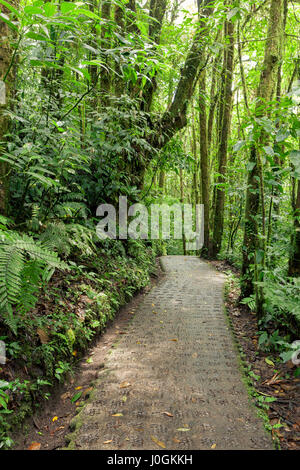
{"left": 0, "top": 233, "right": 69, "bottom": 323}
{"left": 14, "top": 236, "right": 69, "bottom": 270}
{"left": 39, "top": 222, "right": 70, "bottom": 257}
{"left": 0, "top": 244, "right": 24, "bottom": 309}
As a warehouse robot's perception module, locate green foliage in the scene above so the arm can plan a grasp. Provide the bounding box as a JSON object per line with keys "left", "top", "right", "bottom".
{"left": 263, "top": 277, "right": 300, "bottom": 336}
{"left": 0, "top": 229, "right": 68, "bottom": 333}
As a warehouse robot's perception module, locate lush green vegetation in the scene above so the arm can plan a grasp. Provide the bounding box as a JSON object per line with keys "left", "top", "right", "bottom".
{"left": 0, "top": 0, "right": 299, "bottom": 448}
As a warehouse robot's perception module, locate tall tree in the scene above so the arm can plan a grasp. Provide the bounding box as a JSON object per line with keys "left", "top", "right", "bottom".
{"left": 289, "top": 58, "right": 300, "bottom": 277}
{"left": 211, "top": 2, "right": 235, "bottom": 257}
{"left": 0, "top": 0, "right": 19, "bottom": 214}
{"left": 241, "top": 0, "right": 284, "bottom": 308}
{"left": 198, "top": 70, "right": 210, "bottom": 255}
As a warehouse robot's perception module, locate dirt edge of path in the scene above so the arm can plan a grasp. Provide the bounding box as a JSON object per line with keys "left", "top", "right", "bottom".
{"left": 210, "top": 259, "right": 300, "bottom": 451}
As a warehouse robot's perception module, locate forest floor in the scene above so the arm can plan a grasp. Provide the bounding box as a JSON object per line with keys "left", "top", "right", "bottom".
{"left": 210, "top": 259, "right": 300, "bottom": 451}
{"left": 58, "top": 256, "right": 271, "bottom": 450}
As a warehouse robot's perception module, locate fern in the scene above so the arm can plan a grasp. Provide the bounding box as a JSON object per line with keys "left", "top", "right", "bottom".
{"left": 17, "top": 260, "right": 44, "bottom": 315}
{"left": 0, "top": 246, "right": 24, "bottom": 308}
{"left": 39, "top": 222, "right": 96, "bottom": 258}
{"left": 39, "top": 222, "right": 70, "bottom": 257}
{"left": 0, "top": 231, "right": 69, "bottom": 333}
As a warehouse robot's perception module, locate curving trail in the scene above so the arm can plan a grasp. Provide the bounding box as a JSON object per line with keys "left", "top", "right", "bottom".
{"left": 66, "top": 256, "right": 272, "bottom": 450}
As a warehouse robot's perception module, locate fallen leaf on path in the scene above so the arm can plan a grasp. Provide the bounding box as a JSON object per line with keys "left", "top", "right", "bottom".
{"left": 52, "top": 416, "right": 58, "bottom": 422}
{"left": 103, "top": 440, "right": 113, "bottom": 444}
{"left": 211, "top": 443, "right": 216, "bottom": 449}
{"left": 50, "top": 426, "right": 65, "bottom": 436}
{"left": 170, "top": 339, "right": 178, "bottom": 342}
{"left": 28, "top": 442, "right": 41, "bottom": 451}
{"left": 75, "top": 386, "right": 82, "bottom": 390}
{"left": 176, "top": 428, "right": 190, "bottom": 432}
{"left": 173, "top": 438, "right": 181, "bottom": 443}
{"left": 112, "top": 413, "right": 123, "bottom": 417}
{"left": 162, "top": 411, "right": 173, "bottom": 417}
{"left": 82, "top": 387, "right": 93, "bottom": 398}
{"left": 61, "top": 392, "right": 71, "bottom": 401}
{"left": 119, "top": 381, "right": 131, "bottom": 389}
{"left": 151, "top": 435, "right": 166, "bottom": 449}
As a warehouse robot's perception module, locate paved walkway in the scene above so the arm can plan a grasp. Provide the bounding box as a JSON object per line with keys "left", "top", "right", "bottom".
{"left": 67, "top": 256, "right": 272, "bottom": 450}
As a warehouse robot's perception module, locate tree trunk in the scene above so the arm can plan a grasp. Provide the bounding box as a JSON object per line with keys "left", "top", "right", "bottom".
{"left": 289, "top": 178, "right": 300, "bottom": 276}
{"left": 241, "top": 0, "right": 284, "bottom": 305}
{"left": 289, "top": 59, "right": 300, "bottom": 276}
{"left": 180, "top": 168, "right": 187, "bottom": 255}
{"left": 100, "top": 0, "right": 112, "bottom": 106}
{"left": 0, "top": 1, "right": 19, "bottom": 214}
{"left": 198, "top": 71, "right": 210, "bottom": 256}
{"left": 211, "top": 8, "right": 235, "bottom": 257}
{"left": 158, "top": 170, "right": 165, "bottom": 193}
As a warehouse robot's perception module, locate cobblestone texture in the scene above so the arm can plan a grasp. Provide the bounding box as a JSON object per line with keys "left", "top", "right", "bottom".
{"left": 67, "top": 256, "right": 273, "bottom": 450}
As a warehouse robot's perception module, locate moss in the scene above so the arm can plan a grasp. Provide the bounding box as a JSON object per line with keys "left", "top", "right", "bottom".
{"left": 223, "top": 276, "right": 277, "bottom": 449}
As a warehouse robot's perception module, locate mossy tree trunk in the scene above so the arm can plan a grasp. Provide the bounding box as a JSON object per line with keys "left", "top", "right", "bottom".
{"left": 0, "top": 1, "right": 19, "bottom": 215}
{"left": 241, "top": 0, "right": 284, "bottom": 309}
{"left": 289, "top": 59, "right": 300, "bottom": 277}
{"left": 211, "top": 4, "right": 235, "bottom": 257}
{"left": 198, "top": 71, "right": 210, "bottom": 256}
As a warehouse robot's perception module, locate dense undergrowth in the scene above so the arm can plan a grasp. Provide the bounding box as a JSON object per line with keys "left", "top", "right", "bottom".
{"left": 0, "top": 224, "right": 159, "bottom": 449}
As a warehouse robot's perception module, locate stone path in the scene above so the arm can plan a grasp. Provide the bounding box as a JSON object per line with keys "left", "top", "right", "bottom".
{"left": 66, "top": 256, "right": 272, "bottom": 450}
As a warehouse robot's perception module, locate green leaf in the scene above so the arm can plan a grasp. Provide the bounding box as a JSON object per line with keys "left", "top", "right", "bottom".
{"left": 233, "top": 140, "right": 246, "bottom": 152}
{"left": 0, "top": 13, "right": 18, "bottom": 31}
{"left": 76, "top": 8, "right": 99, "bottom": 19}
{"left": 246, "top": 161, "right": 256, "bottom": 172}
{"left": 255, "top": 249, "right": 264, "bottom": 264}
{"left": 61, "top": 2, "right": 77, "bottom": 14}
{"left": 24, "top": 6, "right": 43, "bottom": 15}
{"left": 290, "top": 150, "right": 300, "bottom": 168}
{"left": 0, "top": 396, "right": 8, "bottom": 409}
{"left": 265, "top": 358, "right": 275, "bottom": 367}
{"left": 227, "top": 7, "right": 240, "bottom": 21}
{"left": 26, "top": 32, "right": 49, "bottom": 42}
{"left": 280, "top": 350, "right": 294, "bottom": 363}
{"left": 43, "top": 3, "right": 57, "bottom": 17}
{"left": 0, "top": 0, "right": 19, "bottom": 16}
{"left": 71, "top": 391, "right": 82, "bottom": 402}
{"left": 290, "top": 150, "right": 300, "bottom": 179}
{"left": 263, "top": 146, "right": 274, "bottom": 157}
{"left": 276, "top": 128, "right": 290, "bottom": 143}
